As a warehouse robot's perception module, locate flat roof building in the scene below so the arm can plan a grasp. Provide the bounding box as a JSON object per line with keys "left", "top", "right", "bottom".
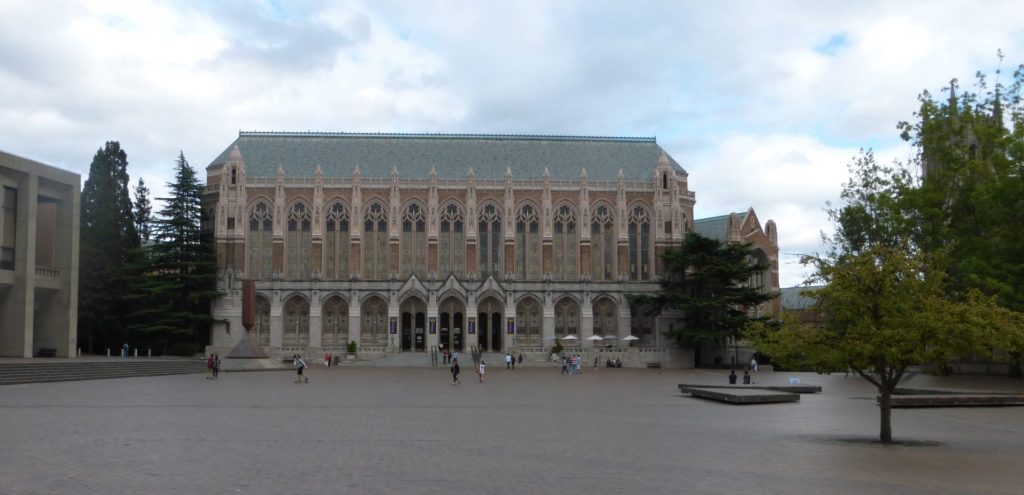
{"left": 0, "top": 150, "right": 80, "bottom": 358}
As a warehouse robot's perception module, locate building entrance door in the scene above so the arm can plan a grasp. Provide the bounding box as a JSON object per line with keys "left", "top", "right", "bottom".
{"left": 401, "top": 298, "right": 427, "bottom": 352}
{"left": 477, "top": 297, "right": 503, "bottom": 352}
{"left": 439, "top": 298, "right": 465, "bottom": 353}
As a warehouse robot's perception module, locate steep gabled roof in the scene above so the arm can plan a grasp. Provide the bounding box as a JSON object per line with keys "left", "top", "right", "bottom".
{"left": 693, "top": 211, "right": 749, "bottom": 242}
{"left": 208, "top": 131, "right": 686, "bottom": 181}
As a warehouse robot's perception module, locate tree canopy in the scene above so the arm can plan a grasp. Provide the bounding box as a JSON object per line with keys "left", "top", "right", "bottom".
{"left": 748, "top": 61, "right": 1024, "bottom": 443}
{"left": 631, "top": 232, "right": 773, "bottom": 360}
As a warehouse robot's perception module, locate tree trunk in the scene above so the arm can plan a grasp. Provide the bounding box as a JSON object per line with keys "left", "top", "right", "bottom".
{"left": 878, "top": 388, "right": 893, "bottom": 444}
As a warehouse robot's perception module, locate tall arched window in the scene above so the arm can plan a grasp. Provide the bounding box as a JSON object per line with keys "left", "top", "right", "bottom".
{"left": 478, "top": 203, "right": 501, "bottom": 277}
{"left": 283, "top": 296, "right": 310, "bottom": 346}
{"left": 553, "top": 204, "right": 577, "bottom": 281}
{"left": 516, "top": 297, "right": 542, "bottom": 347}
{"left": 554, "top": 298, "right": 579, "bottom": 339}
{"left": 401, "top": 203, "right": 427, "bottom": 278}
{"left": 361, "top": 296, "right": 388, "bottom": 347}
{"left": 630, "top": 301, "right": 655, "bottom": 347}
{"left": 254, "top": 295, "right": 270, "bottom": 345}
{"left": 591, "top": 205, "right": 614, "bottom": 281}
{"left": 515, "top": 203, "right": 540, "bottom": 279}
{"left": 363, "top": 202, "right": 389, "bottom": 280}
{"left": 439, "top": 203, "right": 465, "bottom": 278}
{"left": 247, "top": 201, "right": 273, "bottom": 279}
{"left": 286, "top": 202, "right": 312, "bottom": 279}
{"left": 324, "top": 201, "right": 350, "bottom": 280}
{"left": 322, "top": 296, "right": 349, "bottom": 346}
{"left": 628, "top": 205, "right": 651, "bottom": 280}
{"left": 593, "top": 298, "right": 618, "bottom": 337}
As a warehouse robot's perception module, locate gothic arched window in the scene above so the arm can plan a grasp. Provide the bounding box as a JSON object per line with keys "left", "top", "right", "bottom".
{"left": 591, "top": 205, "right": 614, "bottom": 281}
{"left": 401, "top": 203, "right": 427, "bottom": 278}
{"left": 593, "top": 298, "right": 618, "bottom": 337}
{"left": 553, "top": 204, "right": 577, "bottom": 281}
{"left": 322, "top": 296, "right": 349, "bottom": 346}
{"left": 516, "top": 297, "right": 542, "bottom": 347}
{"left": 439, "top": 203, "right": 465, "bottom": 278}
{"left": 628, "top": 205, "right": 651, "bottom": 280}
{"left": 286, "top": 202, "right": 312, "bottom": 279}
{"left": 324, "top": 201, "right": 350, "bottom": 280}
{"left": 515, "top": 203, "right": 540, "bottom": 280}
{"left": 478, "top": 203, "right": 501, "bottom": 277}
{"left": 283, "top": 296, "right": 310, "bottom": 346}
{"left": 363, "top": 201, "right": 389, "bottom": 280}
{"left": 254, "top": 295, "right": 270, "bottom": 346}
{"left": 361, "top": 296, "right": 388, "bottom": 347}
{"left": 554, "top": 298, "right": 579, "bottom": 339}
{"left": 247, "top": 201, "right": 273, "bottom": 279}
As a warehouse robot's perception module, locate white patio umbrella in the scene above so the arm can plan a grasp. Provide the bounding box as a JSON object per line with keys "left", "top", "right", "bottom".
{"left": 621, "top": 335, "right": 639, "bottom": 342}
{"left": 602, "top": 335, "right": 619, "bottom": 340}
{"left": 561, "top": 335, "right": 579, "bottom": 340}
{"left": 585, "top": 335, "right": 604, "bottom": 342}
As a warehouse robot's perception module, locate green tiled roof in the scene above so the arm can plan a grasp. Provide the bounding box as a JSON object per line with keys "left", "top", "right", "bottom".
{"left": 693, "top": 212, "right": 748, "bottom": 242}
{"left": 208, "top": 131, "right": 685, "bottom": 181}
{"left": 780, "top": 286, "right": 822, "bottom": 310}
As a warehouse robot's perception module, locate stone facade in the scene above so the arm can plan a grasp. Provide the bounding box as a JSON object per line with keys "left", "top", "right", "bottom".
{"left": 0, "top": 150, "right": 80, "bottom": 358}
{"left": 204, "top": 132, "right": 779, "bottom": 367}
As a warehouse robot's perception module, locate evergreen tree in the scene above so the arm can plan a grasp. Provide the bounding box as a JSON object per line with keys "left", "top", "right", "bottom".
{"left": 631, "top": 232, "right": 774, "bottom": 362}
{"left": 78, "top": 141, "right": 140, "bottom": 353}
{"left": 133, "top": 178, "right": 153, "bottom": 243}
{"left": 126, "top": 152, "right": 219, "bottom": 354}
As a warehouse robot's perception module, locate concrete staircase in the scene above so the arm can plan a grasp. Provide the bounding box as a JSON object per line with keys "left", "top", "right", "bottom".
{"left": 0, "top": 359, "right": 208, "bottom": 386}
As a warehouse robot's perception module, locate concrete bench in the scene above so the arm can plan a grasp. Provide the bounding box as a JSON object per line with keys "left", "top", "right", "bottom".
{"left": 36, "top": 348, "right": 57, "bottom": 358}
{"left": 679, "top": 386, "right": 800, "bottom": 404}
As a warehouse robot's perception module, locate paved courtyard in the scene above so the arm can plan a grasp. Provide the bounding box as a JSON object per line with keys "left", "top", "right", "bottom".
{"left": 0, "top": 365, "right": 1022, "bottom": 495}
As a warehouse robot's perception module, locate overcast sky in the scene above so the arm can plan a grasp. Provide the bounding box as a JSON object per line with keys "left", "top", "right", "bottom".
{"left": 2, "top": 0, "right": 1021, "bottom": 287}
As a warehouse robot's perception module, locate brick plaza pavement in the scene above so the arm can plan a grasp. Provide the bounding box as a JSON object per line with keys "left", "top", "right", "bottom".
{"left": 0, "top": 365, "right": 1022, "bottom": 495}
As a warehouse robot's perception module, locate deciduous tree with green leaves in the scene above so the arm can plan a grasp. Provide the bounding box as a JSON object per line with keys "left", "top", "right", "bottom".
{"left": 631, "top": 232, "right": 773, "bottom": 364}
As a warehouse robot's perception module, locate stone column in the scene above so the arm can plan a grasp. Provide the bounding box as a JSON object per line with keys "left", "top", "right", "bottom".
{"left": 580, "top": 292, "right": 594, "bottom": 347}
{"left": 347, "top": 289, "right": 361, "bottom": 346}
{"left": 308, "top": 290, "right": 322, "bottom": 349}
{"left": 270, "top": 290, "right": 283, "bottom": 348}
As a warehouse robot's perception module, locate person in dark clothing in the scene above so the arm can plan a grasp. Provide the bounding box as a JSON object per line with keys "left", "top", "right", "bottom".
{"left": 729, "top": 369, "right": 737, "bottom": 384}
{"left": 451, "top": 359, "right": 461, "bottom": 385}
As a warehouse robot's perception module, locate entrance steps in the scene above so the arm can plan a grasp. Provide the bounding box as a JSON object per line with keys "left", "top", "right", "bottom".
{"left": 0, "top": 358, "right": 208, "bottom": 386}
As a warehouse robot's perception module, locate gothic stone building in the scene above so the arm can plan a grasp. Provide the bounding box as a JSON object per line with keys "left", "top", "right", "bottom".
{"left": 204, "top": 132, "right": 779, "bottom": 367}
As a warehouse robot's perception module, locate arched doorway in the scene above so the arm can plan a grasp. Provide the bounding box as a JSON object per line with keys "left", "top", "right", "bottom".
{"left": 360, "top": 295, "right": 388, "bottom": 348}
{"left": 254, "top": 295, "right": 271, "bottom": 346}
{"left": 592, "top": 297, "right": 618, "bottom": 339}
{"left": 283, "top": 296, "right": 310, "bottom": 346}
{"left": 515, "top": 296, "right": 542, "bottom": 348}
{"left": 401, "top": 296, "right": 427, "bottom": 352}
{"left": 322, "top": 295, "right": 349, "bottom": 347}
{"left": 439, "top": 297, "right": 465, "bottom": 352}
{"left": 477, "top": 297, "right": 503, "bottom": 352}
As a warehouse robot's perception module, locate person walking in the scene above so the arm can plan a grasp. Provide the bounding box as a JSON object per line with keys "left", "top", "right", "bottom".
{"left": 750, "top": 357, "right": 758, "bottom": 373}
{"left": 451, "top": 359, "right": 461, "bottom": 385}
{"left": 206, "top": 354, "right": 214, "bottom": 379}
{"left": 212, "top": 354, "right": 221, "bottom": 379}
{"left": 294, "top": 354, "right": 309, "bottom": 383}
{"left": 560, "top": 356, "right": 570, "bottom": 375}
{"left": 505, "top": 353, "right": 512, "bottom": 369}
{"left": 478, "top": 360, "right": 486, "bottom": 383}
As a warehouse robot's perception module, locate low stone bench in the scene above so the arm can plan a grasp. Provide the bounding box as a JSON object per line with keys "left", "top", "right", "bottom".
{"left": 886, "top": 394, "right": 1024, "bottom": 408}
{"left": 679, "top": 385, "right": 799, "bottom": 404}
{"left": 678, "top": 383, "right": 821, "bottom": 394}
{"left": 35, "top": 348, "right": 57, "bottom": 358}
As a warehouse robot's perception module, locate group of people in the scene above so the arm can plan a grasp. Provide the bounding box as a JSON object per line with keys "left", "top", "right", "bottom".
{"left": 504, "top": 353, "right": 523, "bottom": 369}
{"left": 560, "top": 354, "right": 587, "bottom": 375}
{"left": 205, "top": 354, "right": 221, "bottom": 379}
{"left": 440, "top": 350, "right": 461, "bottom": 364}
{"left": 727, "top": 357, "right": 759, "bottom": 385}
{"left": 449, "top": 358, "right": 487, "bottom": 384}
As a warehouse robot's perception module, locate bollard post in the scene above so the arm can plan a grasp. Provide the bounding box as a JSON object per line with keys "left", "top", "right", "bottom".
{"left": 148, "top": 348, "right": 151, "bottom": 358}
{"left": 134, "top": 348, "right": 138, "bottom": 357}
{"left": 77, "top": 348, "right": 81, "bottom": 357}
{"left": 107, "top": 348, "right": 111, "bottom": 357}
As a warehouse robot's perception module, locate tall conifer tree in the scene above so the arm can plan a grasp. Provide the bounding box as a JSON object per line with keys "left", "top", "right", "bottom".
{"left": 78, "top": 141, "right": 140, "bottom": 352}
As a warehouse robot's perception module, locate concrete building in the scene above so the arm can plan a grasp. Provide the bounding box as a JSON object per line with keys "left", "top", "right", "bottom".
{"left": 204, "top": 132, "right": 779, "bottom": 366}
{"left": 0, "top": 150, "right": 80, "bottom": 358}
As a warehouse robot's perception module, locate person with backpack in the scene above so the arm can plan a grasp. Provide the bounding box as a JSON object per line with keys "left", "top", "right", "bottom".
{"left": 294, "top": 354, "right": 309, "bottom": 383}
{"left": 451, "top": 359, "right": 461, "bottom": 385}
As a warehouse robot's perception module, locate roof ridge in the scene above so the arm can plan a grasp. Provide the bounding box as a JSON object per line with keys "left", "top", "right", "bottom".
{"left": 238, "top": 130, "right": 657, "bottom": 143}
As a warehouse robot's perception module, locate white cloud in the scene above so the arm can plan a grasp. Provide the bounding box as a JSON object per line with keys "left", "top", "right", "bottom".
{"left": 0, "top": 0, "right": 1020, "bottom": 288}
